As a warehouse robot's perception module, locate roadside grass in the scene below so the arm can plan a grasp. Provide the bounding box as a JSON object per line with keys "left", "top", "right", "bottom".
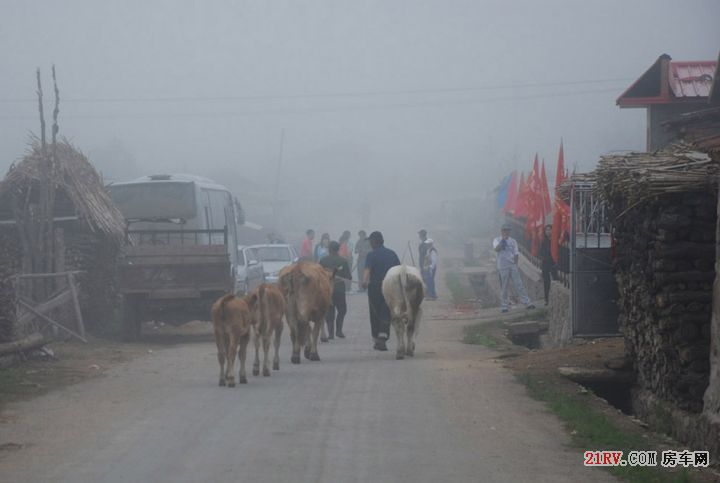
{"left": 444, "top": 271, "right": 473, "bottom": 306}
{"left": 516, "top": 373, "right": 694, "bottom": 483}
{"left": 462, "top": 321, "right": 503, "bottom": 348}
{"left": 0, "top": 366, "right": 46, "bottom": 408}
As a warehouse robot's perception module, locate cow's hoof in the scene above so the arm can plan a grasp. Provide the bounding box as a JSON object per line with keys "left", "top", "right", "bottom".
{"left": 309, "top": 352, "right": 320, "bottom": 361}
{"left": 406, "top": 349, "right": 414, "bottom": 357}
{"left": 304, "top": 348, "right": 312, "bottom": 360}
{"left": 291, "top": 355, "right": 301, "bottom": 364}
{"left": 396, "top": 352, "right": 405, "bottom": 360}
{"left": 263, "top": 367, "right": 271, "bottom": 377}
{"left": 273, "top": 362, "right": 280, "bottom": 371}
{"left": 227, "top": 380, "right": 236, "bottom": 388}
{"left": 239, "top": 376, "right": 248, "bottom": 384}
{"left": 219, "top": 379, "right": 226, "bottom": 387}
{"left": 320, "top": 337, "right": 328, "bottom": 343}
{"left": 252, "top": 368, "right": 260, "bottom": 376}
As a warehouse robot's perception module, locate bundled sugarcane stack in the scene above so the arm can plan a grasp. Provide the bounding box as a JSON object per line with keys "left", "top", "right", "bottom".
{"left": 0, "top": 228, "right": 21, "bottom": 342}
{"left": 595, "top": 146, "right": 718, "bottom": 413}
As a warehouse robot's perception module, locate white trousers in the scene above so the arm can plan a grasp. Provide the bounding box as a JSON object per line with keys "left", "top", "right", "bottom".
{"left": 499, "top": 265, "right": 530, "bottom": 309}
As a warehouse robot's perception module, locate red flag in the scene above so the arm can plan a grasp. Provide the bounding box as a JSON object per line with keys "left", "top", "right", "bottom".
{"left": 502, "top": 171, "right": 518, "bottom": 214}
{"left": 551, "top": 141, "right": 570, "bottom": 262}
{"left": 540, "top": 160, "right": 552, "bottom": 216}
{"left": 514, "top": 172, "right": 527, "bottom": 218}
{"left": 525, "top": 155, "right": 546, "bottom": 256}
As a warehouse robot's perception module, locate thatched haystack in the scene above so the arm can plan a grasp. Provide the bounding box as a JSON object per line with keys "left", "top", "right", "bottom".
{"left": 0, "top": 139, "right": 125, "bottom": 342}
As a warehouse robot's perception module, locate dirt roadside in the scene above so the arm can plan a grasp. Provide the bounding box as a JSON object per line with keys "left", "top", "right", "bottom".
{"left": 0, "top": 321, "right": 214, "bottom": 414}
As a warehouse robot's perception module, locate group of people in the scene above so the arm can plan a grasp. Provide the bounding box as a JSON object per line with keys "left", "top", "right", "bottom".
{"left": 297, "top": 228, "right": 439, "bottom": 352}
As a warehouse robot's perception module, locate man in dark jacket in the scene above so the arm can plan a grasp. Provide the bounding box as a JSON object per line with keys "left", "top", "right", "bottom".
{"left": 362, "top": 231, "right": 400, "bottom": 351}
{"left": 539, "top": 224, "right": 559, "bottom": 306}
{"left": 320, "top": 241, "right": 352, "bottom": 339}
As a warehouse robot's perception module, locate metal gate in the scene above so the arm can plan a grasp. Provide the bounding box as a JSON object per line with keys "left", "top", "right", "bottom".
{"left": 570, "top": 182, "right": 620, "bottom": 336}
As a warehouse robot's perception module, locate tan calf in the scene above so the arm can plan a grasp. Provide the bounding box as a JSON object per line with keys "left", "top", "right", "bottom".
{"left": 211, "top": 294, "right": 253, "bottom": 387}
{"left": 278, "top": 262, "right": 333, "bottom": 363}
{"left": 246, "top": 283, "right": 286, "bottom": 377}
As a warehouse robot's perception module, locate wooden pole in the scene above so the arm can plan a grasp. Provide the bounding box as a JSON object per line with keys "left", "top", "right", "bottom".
{"left": 36, "top": 68, "right": 46, "bottom": 154}
{"left": 272, "top": 127, "right": 285, "bottom": 230}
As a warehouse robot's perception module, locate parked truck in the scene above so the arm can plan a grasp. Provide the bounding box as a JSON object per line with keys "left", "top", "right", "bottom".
{"left": 107, "top": 174, "right": 244, "bottom": 340}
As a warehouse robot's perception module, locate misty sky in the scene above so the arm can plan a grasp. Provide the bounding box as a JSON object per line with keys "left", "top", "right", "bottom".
{"left": 1, "top": 0, "right": 719, "bottom": 240}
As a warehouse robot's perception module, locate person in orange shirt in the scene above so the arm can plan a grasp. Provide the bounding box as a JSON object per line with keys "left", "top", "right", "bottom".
{"left": 300, "top": 229, "right": 315, "bottom": 261}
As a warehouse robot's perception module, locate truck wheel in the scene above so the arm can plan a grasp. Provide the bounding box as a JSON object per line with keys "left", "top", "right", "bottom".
{"left": 122, "top": 296, "right": 143, "bottom": 342}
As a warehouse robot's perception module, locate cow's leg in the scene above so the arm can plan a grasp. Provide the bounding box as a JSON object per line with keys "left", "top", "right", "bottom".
{"left": 393, "top": 318, "right": 406, "bottom": 360}
{"left": 260, "top": 329, "right": 271, "bottom": 376}
{"left": 308, "top": 320, "right": 321, "bottom": 361}
{"left": 289, "top": 322, "right": 301, "bottom": 364}
{"left": 273, "top": 323, "right": 283, "bottom": 371}
{"left": 225, "top": 333, "right": 238, "bottom": 387}
{"left": 406, "top": 321, "right": 416, "bottom": 357}
{"left": 238, "top": 332, "right": 250, "bottom": 384}
{"left": 302, "top": 322, "right": 313, "bottom": 360}
{"left": 252, "top": 326, "right": 261, "bottom": 376}
{"left": 215, "top": 329, "right": 227, "bottom": 386}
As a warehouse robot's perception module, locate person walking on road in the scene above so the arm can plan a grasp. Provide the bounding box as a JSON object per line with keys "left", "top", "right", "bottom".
{"left": 320, "top": 241, "right": 352, "bottom": 339}
{"left": 422, "top": 239, "right": 438, "bottom": 300}
{"left": 338, "top": 230, "right": 353, "bottom": 293}
{"left": 300, "top": 229, "right": 315, "bottom": 261}
{"left": 539, "top": 224, "right": 559, "bottom": 306}
{"left": 362, "top": 231, "right": 400, "bottom": 351}
{"left": 354, "top": 230, "right": 371, "bottom": 292}
{"left": 314, "top": 233, "right": 330, "bottom": 262}
{"left": 418, "top": 229, "right": 428, "bottom": 269}
{"left": 493, "top": 224, "right": 535, "bottom": 313}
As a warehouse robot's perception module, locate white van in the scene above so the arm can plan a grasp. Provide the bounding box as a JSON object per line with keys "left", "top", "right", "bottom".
{"left": 108, "top": 173, "right": 244, "bottom": 293}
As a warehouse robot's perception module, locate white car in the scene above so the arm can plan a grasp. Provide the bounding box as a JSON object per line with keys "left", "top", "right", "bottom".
{"left": 248, "top": 244, "right": 298, "bottom": 284}
{"left": 236, "top": 245, "right": 266, "bottom": 294}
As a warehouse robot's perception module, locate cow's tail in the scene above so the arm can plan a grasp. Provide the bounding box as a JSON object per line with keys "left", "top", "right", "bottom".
{"left": 399, "top": 265, "right": 411, "bottom": 319}
{"left": 258, "top": 284, "right": 267, "bottom": 332}
{"left": 219, "top": 293, "right": 236, "bottom": 321}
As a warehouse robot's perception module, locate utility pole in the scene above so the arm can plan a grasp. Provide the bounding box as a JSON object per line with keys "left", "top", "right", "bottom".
{"left": 272, "top": 128, "right": 285, "bottom": 230}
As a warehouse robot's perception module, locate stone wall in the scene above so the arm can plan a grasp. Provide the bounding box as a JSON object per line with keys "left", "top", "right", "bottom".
{"left": 633, "top": 388, "right": 720, "bottom": 462}
{"left": 613, "top": 191, "right": 716, "bottom": 413}
{"left": 546, "top": 282, "right": 572, "bottom": 347}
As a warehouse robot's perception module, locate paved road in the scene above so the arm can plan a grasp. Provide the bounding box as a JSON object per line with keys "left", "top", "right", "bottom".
{"left": 0, "top": 293, "right": 616, "bottom": 483}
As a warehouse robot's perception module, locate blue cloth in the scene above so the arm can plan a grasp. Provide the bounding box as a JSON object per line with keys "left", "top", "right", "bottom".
{"left": 364, "top": 245, "right": 400, "bottom": 285}
{"left": 496, "top": 173, "right": 512, "bottom": 209}
{"left": 423, "top": 267, "right": 437, "bottom": 298}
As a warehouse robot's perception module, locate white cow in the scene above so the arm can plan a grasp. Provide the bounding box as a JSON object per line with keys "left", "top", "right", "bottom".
{"left": 382, "top": 265, "right": 425, "bottom": 360}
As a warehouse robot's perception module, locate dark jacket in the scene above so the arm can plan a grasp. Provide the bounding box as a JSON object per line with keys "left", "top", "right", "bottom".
{"left": 320, "top": 254, "right": 352, "bottom": 293}
{"left": 539, "top": 236, "right": 554, "bottom": 269}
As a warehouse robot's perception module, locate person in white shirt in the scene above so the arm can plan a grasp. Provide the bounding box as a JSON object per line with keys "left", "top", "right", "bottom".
{"left": 422, "top": 239, "right": 438, "bottom": 299}
{"left": 492, "top": 224, "right": 535, "bottom": 312}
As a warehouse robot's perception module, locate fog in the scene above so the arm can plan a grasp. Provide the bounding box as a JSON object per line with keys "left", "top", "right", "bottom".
{"left": 1, "top": 0, "right": 718, "bottom": 248}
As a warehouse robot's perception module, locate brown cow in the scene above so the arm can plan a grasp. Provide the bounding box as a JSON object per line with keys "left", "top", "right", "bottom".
{"left": 246, "top": 283, "right": 286, "bottom": 377}
{"left": 278, "top": 261, "right": 333, "bottom": 363}
{"left": 211, "top": 294, "right": 254, "bottom": 387}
